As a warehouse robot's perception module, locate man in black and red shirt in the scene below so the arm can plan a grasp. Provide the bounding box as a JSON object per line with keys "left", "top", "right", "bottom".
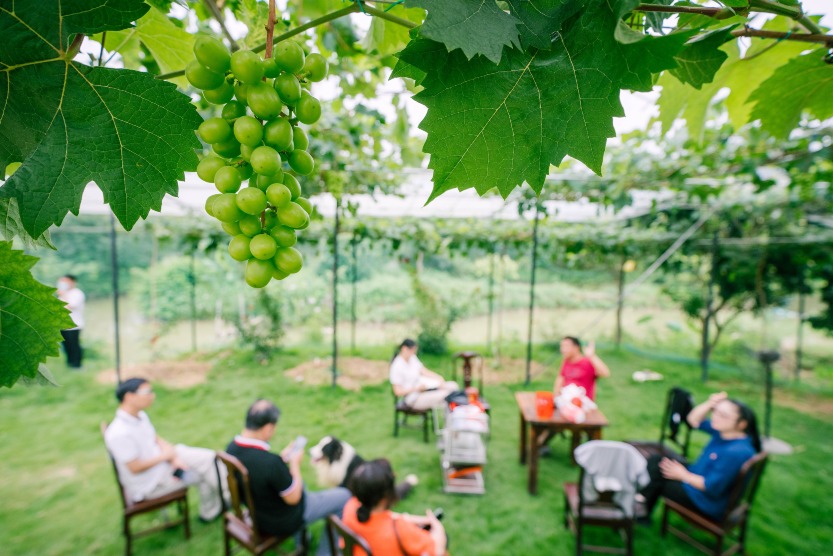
{"left": 226, "top": 400, "right": 350, "bottom": 555}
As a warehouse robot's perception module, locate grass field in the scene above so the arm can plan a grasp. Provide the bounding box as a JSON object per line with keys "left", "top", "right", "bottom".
{"left": 2, "top": 342, "right": 833, "bottom": 556}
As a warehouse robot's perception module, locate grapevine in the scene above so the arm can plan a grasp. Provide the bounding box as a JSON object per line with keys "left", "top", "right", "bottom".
{"left": 188, "top": 35, "right": 328, "bottom": 288}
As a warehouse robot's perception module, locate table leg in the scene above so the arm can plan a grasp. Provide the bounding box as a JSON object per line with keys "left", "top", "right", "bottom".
{"left": 519, "top": 412, "right": 528, "bottom": 465}
{"left": 528, "top": 425, "right": 540, "bottom": 495}
{"left": 570, "top": 429, "right": 581, "bottom": 465}
{"left": 589, "top": 427, "right": 602, "bottom": 441}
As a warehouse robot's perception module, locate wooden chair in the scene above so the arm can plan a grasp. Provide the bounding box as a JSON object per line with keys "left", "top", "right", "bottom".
{"left": 661, "top": 452, "right": 768, "bottom": 556}
{"left": 627, "top": 387, "right": 694, "bottom": 461}
{"left": 563, "top": 467, "right": 635, "bottom": 556}
{"left": 326, "top": 514, "right": 373, "bottom": 556}
{"left": 215, "top": 451, "right": 307, "bottom": 556}
{"left": 100, "top": 422, "right": 190, "bottom": 556}
{"left": 393, "top": 389, "right": 434, "bottom": 443}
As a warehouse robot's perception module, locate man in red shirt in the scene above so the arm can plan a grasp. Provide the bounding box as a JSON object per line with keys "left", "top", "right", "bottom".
{"left": 554, "top": 336, "right": 611, "bottom": 400}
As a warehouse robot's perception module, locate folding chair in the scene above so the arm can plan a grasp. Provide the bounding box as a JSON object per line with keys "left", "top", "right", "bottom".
{"left": 326, "top": 514, "right": 373, "bottom": 556}
{"left": 627, "top": 387, "right": 694, "bottom": 461}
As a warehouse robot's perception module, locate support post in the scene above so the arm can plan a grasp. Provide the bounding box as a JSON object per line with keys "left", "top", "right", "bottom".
{"left": 189, "top": 249, "right": 197, "bottom": 352}
{"left": 796, "top": 290, "right": 805, "bottom": 381}
{"left": 109, "top": 214, "right": 122, "bottom": 384}
{"left": 615, "top": 254, "right": 626, "bottom": 348}
{"left": 525, "top": 205, "right": 541, "bottom": 385}
{"left": 701, "top": 231, "right": 718, "bottom": 382}
{"left": 487, "top": 247, "right": 495, "bottom": 356}
{"left": 332, "top": 199, "right": 340, "bottom": 388}
{"left": 351, "top": 234, "right": 358, "bottom": 355}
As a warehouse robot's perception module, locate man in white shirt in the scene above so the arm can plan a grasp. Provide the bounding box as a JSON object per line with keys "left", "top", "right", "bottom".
{"left": 57, "top": 275, "right": 85, "bottom": 368}
{"left": 103, "top": 378, "right": 228, "bottom": 522}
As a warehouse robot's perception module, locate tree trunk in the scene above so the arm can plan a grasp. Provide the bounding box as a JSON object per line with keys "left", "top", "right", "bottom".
{"left": 615, "top": 254, "right": 626, "bottom": 347}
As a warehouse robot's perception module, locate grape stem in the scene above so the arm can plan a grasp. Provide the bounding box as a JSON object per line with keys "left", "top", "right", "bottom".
{"left": 202, "top": 0, "right": 240, "bottom": 52}
{"left": 265, "top": 0, "right": 277, "bottom": 59}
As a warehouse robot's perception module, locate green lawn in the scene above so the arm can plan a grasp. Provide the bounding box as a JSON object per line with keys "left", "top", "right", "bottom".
{"left": 2, "top": 345, "right": 832, "bottom": 555}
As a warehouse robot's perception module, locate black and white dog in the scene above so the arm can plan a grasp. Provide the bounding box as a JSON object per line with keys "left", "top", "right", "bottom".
{"left": 309, "top": 436, "right": 417, "bottom": 499}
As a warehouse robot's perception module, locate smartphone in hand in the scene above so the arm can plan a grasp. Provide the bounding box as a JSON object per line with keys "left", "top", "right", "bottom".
{"left": 289, "top": 435, "right": 307, "bottom": 456}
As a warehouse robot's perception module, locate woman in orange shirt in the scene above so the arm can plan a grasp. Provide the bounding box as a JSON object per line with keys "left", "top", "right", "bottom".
{"left": 342, "top": 459, "right": 448, "bottom": 556}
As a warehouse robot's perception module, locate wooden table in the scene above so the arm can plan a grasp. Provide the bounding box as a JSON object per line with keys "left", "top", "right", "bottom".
{"left": 515, "top": 392, "right": 609, "bottom": 495}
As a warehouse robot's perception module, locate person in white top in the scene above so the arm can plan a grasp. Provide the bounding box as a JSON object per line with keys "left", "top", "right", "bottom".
{"left": 389, "top": 339, "right": 458, "bottom": 411}
{"left": 103, "top": 377, "right": 228, "bottom": 522}
{"left": 57, "top": 275, "right": 85, "bottom": 368}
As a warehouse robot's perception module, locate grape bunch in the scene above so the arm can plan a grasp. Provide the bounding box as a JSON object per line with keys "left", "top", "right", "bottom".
{"left": 187, "top": 36, "right": 328, "bottom": 288}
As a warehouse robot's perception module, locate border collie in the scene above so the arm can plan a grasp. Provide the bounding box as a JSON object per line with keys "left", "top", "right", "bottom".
{"left": 309, "top": 436, "right": 417, "bottom": 499}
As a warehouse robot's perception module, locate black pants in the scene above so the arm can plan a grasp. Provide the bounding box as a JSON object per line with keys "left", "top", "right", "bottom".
{"left": 61, "top": 329, "right": 83, "bottom": 368}
{"left": 641, "top": 454, "right": 699, "bottom": 516}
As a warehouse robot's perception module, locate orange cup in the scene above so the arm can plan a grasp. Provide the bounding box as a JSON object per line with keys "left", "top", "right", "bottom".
{"left": 535, "top": 391, "right": 555, "bottom": 418}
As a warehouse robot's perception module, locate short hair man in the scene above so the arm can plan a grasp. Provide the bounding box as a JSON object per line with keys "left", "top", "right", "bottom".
{"left": 57, "top": 274, "right": 85, "bottom": 368}
{"left": 226, "top": 400, "right": 351, "bottom": 556}
{"left": 103, "top": 378, "right": 228, "bottom": 521}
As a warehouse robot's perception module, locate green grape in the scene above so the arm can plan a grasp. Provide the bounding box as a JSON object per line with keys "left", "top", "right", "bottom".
{"left": 283, "top": 173, "right": 301, "bottom": 199}
{"left": 274, "top": 246, "right": 304, "bottom": 274}
{"left": 236, "top": 187, "right": 267, "bottom": 215}
{"left": 255, "top": 172, "right": 282, "bottom": 191}
{"left": 269, "top": 225, "right": 297, "bottom": 247}
{"left": 250, "top": 145, "right": 281, "bottom": 176}
{"left": 231, "top": 50, "right": 264, "bottom": 84}
{"left": 289, "top": 149, "right": 314, "bottom": 175}
{"left": 233, "top": 83, "right": 249, "bottom": 105}
{"left": 274, "top": 73, "right": 302, "bottom": 105}
{"left": 266, "top": 183, "right": 291, "bottom": 207}
{"left": 292, "top": 126, "right": 309, "bottom": 151}
{"left": 197, "top": 156, "right": 226, "bottom": 182}
{"left": 272, "top": 267, "right": 289, "bottom": 280}
{"left": 264, "top": 211, "right": 279, "bottom": 229}
{"left": 234, "top": 116, "right": 264, "bottom": 146}
{"left": 198, "top": 117, "right": 232, "bottom": 144}
{"left": 263, "top": 58, "right": 281, "bottom": 78}
{"left": 212, "top": 193, "right": 244, "bottom": 222}
{"left": 263, "top": 118, "right": 293, "bottom": 151}
{"left": 247, "top": 82, "right": 283, "bottom": 120}
{"left": 222, "top": 221, "right": 241, "bottom": 235}
{"left": 228, "top": 234, "right": 252, "bottom": 262}
{"left": 273, "top": 41, "right": 305, "bottom": 73}
{"left": 296, "top": 218, "right": 310, "bottom": 230}
{"left": 194, "top": 35, "right": 231, "bottom": 74}
{"left": 205, "top": 193, "right": 222, "bottom": 217}
{"left": 295, "top": 92, "right": 321, "bottom": 125}
{"left": 239, "top": 144, "right": 254, "bottom": 162}
{"left": 295, "top": 196, "right": 312, "bottom": 215}
{"left": 235, "top": 162, "right": 253, "bottom": 180}
{"left": 245, "top": 259, "right": 274, "bottom": 288}
{"left": 186, "top": 60, "right": 225, "bottom": 90}
{"left": 238, "top": 214, "right": 262, "bottom": 237}
{"left": 250, "top": 233, "right": 278, "bottom": 260}
{"left": 213, "top": 137, "right": 241, "bottom": 158}
{"left": 214, "top": 166, "right": 243, "bottom": 193}
{"left": 222, "top": 100, "right": 247, "bottom": 121}
{"left": 276, "top": 201, "right": 309, "bottom": 229}
{"left": 203, "top": 81, "right": 235, "bottom": 104}
{"left": 303, "top": 53, "right": 328, "bottom": 82}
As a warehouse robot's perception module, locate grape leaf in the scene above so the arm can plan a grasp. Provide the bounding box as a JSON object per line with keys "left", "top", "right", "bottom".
{"left": 0, "top": 198, "right": 54, "bottom": 249}
{"left": 0, "top": 1, "right": 202, "bottom": 240}
{"left": 504, "top": 0, "right": 588, "bottom": 50}
{"left": 97, "top": 5, "right": 195, "bottom": 88}
{"left": 398, "top": 1, "right": 689, "bottom": 199}
{"left": 406, "top": 0, "right": 522, "bottom": 64}
{"left": 750, "top": 49, "right": 833, "bottom": 138}
{"left": 361, "top": 4, "right": 425, "bottom": 57}
{"left": 0, "top": 240, "right": 74, "bottom": 388}
{"left": 669, "top": 26, "right": 735, "bottom": 89}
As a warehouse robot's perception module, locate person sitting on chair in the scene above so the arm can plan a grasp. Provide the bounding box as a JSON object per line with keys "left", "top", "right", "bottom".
{"left": 103, "top": 377, "right": 228, "bottom": 522}
{"left": 342, "top": 459, "right": 448, "bottom": 556}
{"left": 390, "top": 339, "right": 458, "bottom": 411}
{"left": 226, "top": 399, "right": 351, "bottom": 556}
{"left": 554, "top": 336, "right": 611, "bottom": 401}
{"left": 638, "top": 391, "right": 761, "bottom": 523}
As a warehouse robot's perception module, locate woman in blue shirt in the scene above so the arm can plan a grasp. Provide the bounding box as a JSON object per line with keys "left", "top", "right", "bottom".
{"left": 639, "top": 391, "right": 761, "bottom": 522}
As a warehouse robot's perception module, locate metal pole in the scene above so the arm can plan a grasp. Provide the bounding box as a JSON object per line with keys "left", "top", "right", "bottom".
{"left": 351, "top": 234, "right": 357, "bottom": 355}
{"left": 189, "top": 249, "right": 197, "bottom": 352}
{"left": 796, "top": 290, "right": 805, "bottom": 381}
{"left": 701, "top": 230, "right": 718, "bottom": 382}
{"left": 615, "top": 254, "right": 625, "bottom": 348}
{"left": 525, "top": 205, "right": 540, "bottom": 385}
{"left": 109, "top": 214, "right": 122, "bottom": 384}
{"left": 487, "top": 247, "right": 495, "bottom": 356}
{"left": 332, "top": 199, "right": 340, "bottom": 388}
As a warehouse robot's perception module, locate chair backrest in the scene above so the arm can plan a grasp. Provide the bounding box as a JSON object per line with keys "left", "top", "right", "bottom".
{"left": 101, "top": 421, "right": 130, "bottom": 509}
{"left": 721, "top": 452, "right": 768, "bottom": 525}
{"left": 326, "top": 514, "right": 373, "bottom": 556}
{"left": 658, "top": 387, "right": 694, "bottom": 457}
{"left": 575, "top": 441, "right": 647, "bottom": 518}
{"left": 216, "top": 451, "right": 264, "bottom": 545}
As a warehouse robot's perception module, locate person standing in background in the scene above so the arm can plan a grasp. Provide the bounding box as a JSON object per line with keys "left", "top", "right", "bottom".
{"left": 57, "top": 274, "right": 85, "bottom": 368}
